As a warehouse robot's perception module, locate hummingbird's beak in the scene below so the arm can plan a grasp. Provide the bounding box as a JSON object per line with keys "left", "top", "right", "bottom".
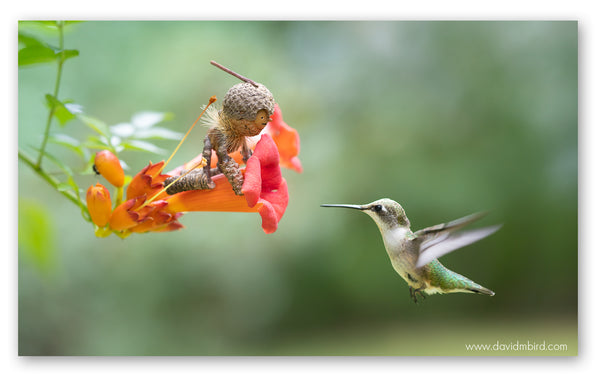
{"left": 320, "top": 204, "right": 365, "bottom": 211}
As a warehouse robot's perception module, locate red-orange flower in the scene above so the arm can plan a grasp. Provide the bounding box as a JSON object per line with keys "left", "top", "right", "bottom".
{"left": 263, "top": 104, "right": 302, "bottom": 173}
{"left": 166, "top": 134, "right": 288, "bottom": 233}
{"left": 86, "top": 183, "right": 112, "bottom": 227}
{"left": 241, "top": 133, "right": 288, "bottom": 232}
{"left": 90, "top": 104, "right": 299, "bottom": 237}
{"left": 94, "top": 150, "right": 125, "bottom": 187}
{"left": 105, "top": 133, "right": 287, "bottom": 235}
{"left": 108, "top": 160, "right": 184, "bottom": 233}
{"left": 126, "top": 160, "right": 170, "bottom": 201}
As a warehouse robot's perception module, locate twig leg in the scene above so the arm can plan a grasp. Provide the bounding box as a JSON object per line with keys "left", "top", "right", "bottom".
{"left": 241, "top": 141, "right": 252, "bottom": 163}
{"left": 203, "top": 135, "right": 215, "bottom": 184}
{"left": 216, "top": 143, "right": 244, "bottom": 195}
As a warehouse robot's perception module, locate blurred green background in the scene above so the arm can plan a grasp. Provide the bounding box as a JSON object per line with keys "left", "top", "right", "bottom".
{"left": 18, "top": 21, "right": 577, "bottom": 356}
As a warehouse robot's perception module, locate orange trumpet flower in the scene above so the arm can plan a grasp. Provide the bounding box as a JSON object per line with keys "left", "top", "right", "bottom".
{"left": 88, "top": 103, "right": 300, "bottom": 237}
{"left": 106, "top": 134, "right": 287, "bottom": 235}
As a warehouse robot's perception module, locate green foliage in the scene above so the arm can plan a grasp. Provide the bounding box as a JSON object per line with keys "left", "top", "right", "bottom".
{"left": 75, "top": 111, "right": 177, "bottom": 156}
{"left": 18, "top": 20, "right": 184, "bottom": 249}
{"left": 18, "top": 44, "right": 58, "bottom": 66}
{"left": 45, "top": 94, "right": 80, "bottom": 126}
{"left": 48, "top": 133, "right": 89, "bottom": 160}
{"left": 18, "top": 200, "right": 55, "bottom": 273}
{"left": 18, "top": 30, "right": 79, "bottom": 67}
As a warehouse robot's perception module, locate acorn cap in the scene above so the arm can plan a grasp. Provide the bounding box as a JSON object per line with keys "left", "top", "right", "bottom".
{"left": 222, "top": 82, "right": 275, "bottom": 121}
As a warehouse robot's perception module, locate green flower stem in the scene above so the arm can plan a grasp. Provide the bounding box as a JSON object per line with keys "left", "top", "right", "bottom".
{"left": 19, "top": 149, "right": 87, "bottom": 216}
{"left": 115, "top": 186, "right": 123, "bottom": 207}
{"left": 36, "top": 21, "right": 65, "bottom": 169}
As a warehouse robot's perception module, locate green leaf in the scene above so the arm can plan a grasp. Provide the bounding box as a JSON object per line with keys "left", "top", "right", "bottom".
{"left": 78, "top": 114, "right": 109, "bottom": 136}
{"left": 18, "top": 32, "right": 46, "bottom": 48}
{"left": 18, "top": 199, "right": 55, "bottom": 273}
{"left": 19, "top": 21, "right": 61, "bottom": 34}
{"left": 82, "top": 135, "right": 114, "bottom": 151}
{"left": 120, "top": 140, "right": 167, "bottom": 155}
{"left": 36, "top": 148, "right": 74, "bottom": 177}
{"left": 65, "top": 175, "right": 81, "bottom": 193}
{"left": 61, "top": 49, "right": 79, "bottom": 62}
{"left": 48, "top": 133, "right": 89, "bottom": 161}
{"left": 133, "top": 127, "right": 183, "bottom": 140}
{"left": 64, "top": 102, "right": 84, "bottom": 114}
{"left": 82, "top": 141, "right": 111, "bottom": 150}
{"left": 19, "top": 21, "right": 83, "bottom": 37}
{"left": 18, "top": 27, "right": 79, "bottom": 66}
{"left": 49, "top": 133, "right": 80, "bottom": 148}
{"left": 18, "top": 45, "right": 58, "bottom": 66}
{"left": 109, "top": 122, "right": 135, "bottom": 138}
{"left": 131, "top": 111, "right": 174, "bottom": 128}
{"left": 29, "top": 21, "right": 60, "bottom": 28}
{"left": 34, "top": 150, "right": 87, "bottom": 215}
{"left": 56, "top": 182, "right": 73, "bottom": 192}
{"left": 45, "top": 94, "right": 80, "bottom": 126}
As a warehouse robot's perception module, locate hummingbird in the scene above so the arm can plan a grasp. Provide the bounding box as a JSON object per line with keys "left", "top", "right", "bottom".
{"left": 321, "top": 199, "right": 501, "bottom": 303}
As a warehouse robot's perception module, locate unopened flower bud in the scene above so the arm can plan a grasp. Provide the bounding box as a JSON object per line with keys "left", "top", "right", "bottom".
{"left": 94, "top": 150, "right": 125, "bottom": 187}
{"left": 86, "top": 183, "right": 112, "bottom": 227}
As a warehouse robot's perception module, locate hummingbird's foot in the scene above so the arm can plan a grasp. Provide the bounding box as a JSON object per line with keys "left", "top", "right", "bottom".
{"left": 409, "top": 287, "right": 427, "bottom": 304}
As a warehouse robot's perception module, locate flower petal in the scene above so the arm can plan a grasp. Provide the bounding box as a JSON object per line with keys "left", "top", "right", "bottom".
{"left": 263, "top": 104, "right": 302, "bottom": 173}
{"left": 255, "top": 179, "right": 288, "bottom": 234}
{"left": 242, "top": 134, "right": 289, "bottom": 233}
{"left": 109, "top": 196, "right": 145, "bottom": 231}
{"left": 150, "top": 221, "right": 185, "bottom": 232}
{"left": 126, "top": 161, "right": 170, "bottom": 200}
{"left": 166, "top": 173, "right": 261, "bottom": 213}
{"left": 129, "top": 205, "right": 178, "bottom": 233}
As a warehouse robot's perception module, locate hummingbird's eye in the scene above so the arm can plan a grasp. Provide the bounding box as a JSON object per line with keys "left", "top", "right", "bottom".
{"left": 372, "top": 205, "right": 383, "bottom": 212}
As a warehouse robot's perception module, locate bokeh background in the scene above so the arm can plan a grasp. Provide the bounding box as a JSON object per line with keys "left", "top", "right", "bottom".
{"left": 18, "top": 21, "right": 577, "bottom": 355}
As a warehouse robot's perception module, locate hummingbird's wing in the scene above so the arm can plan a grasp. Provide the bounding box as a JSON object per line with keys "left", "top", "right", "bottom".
{"left": 413, "top": 212, "right": 499, "bottom": 268}
{"left": 415, "top": 224, "right": 501, "bottom": 268}
{"left": 413, "top": 212, "right": 488, "bottom": 241}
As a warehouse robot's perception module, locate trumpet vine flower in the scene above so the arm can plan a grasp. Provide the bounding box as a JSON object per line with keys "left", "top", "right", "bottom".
{"left": 166, "top": 134, "right": 288, "bottom": 233}
{"left": 86, "top": 104, "right": 301, "bottom": 237}
{"left": 263, "top": 104, "right": 302, "bottom": 173}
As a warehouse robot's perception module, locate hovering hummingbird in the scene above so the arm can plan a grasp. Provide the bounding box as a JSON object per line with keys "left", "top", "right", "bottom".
{"left": 321, "top": 199, "right": 501, "bottom": 302}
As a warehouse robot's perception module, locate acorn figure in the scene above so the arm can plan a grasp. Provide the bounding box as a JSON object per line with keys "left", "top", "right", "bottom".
{"left": 164, "top": 61, "right": 275, "bottom": 195}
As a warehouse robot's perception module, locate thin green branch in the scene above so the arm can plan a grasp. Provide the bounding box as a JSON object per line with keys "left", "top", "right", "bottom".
{"left": 19, "top": 149, "right": 86, "bottom": 212}
{"left": 36, "top": 21, "right": 65, "bottom": 169}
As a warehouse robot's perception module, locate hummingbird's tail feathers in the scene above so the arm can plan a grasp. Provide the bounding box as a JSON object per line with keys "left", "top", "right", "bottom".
{"left": 416, "top": 224, "right": 502, "bottom": 268}
{"left": 466, "top": 286, "right": 495, "bottom": 296}
{"left": 422, "top": 259, "right": 496, "bottom": 297}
